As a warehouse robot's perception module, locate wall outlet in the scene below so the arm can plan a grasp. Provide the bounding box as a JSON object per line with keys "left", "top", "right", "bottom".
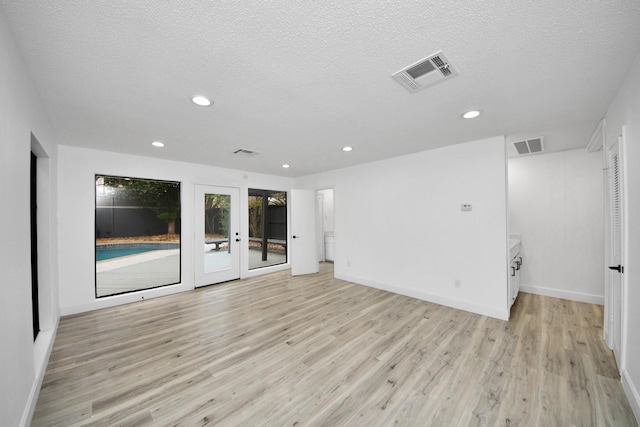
{"left": 454, "top": 279, "right": 461, "bottom": 288}
{"left": 461, "top": 204, "right": 472, "bottom": 211}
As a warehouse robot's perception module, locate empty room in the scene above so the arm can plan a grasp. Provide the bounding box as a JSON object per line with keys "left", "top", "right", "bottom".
{"left": 2, "top": 1, "right": 640, "bottom": 426}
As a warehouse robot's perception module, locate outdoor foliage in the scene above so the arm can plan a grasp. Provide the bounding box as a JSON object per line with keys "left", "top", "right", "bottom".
{"left": 248, "top": 190, "right": 286, "bottom": 238}
{"left": 97, "top": 176, "right": 181, "bottom": 234}
{"left": 204, "top": 194, "right": 230, "bottom": 236}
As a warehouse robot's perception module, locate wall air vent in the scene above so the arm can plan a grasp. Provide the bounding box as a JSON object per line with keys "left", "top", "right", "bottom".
{"left": 233, "top": 148, "right": 259, "bottom": 157}
{"left": 392, "top": 51, "right": 458, "bottom": 93}
{"left": 512, "top": 138, "right": 544, "bottom": 155}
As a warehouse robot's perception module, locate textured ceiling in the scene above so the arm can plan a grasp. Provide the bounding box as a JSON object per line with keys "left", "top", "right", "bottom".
{"left": 2, "top": 1, "right": 640, "bottom": 176}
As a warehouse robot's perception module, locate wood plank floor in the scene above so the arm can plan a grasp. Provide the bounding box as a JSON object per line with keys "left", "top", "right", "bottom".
{"left": 32, "top": 264, "right": 637, "bottom": 426}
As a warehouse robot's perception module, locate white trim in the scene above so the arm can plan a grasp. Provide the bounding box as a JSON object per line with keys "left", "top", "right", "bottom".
{"left": 622, "top": 368, "right": 640, "bottom": 425}
{"left": 60, "top": 282, "right": 189, "bottom": 316}
{"left": 587, "top": 119, "right": 605, "bottom": 153}
{"left": 603, "top": 143, "right": 613, "bottom": 347}
{"left": 336, "top": 273, "right": 509, "bottom": 321}
{"left": 21, "top": 316, "right": 59, "bottom": 427}
{"left": 519, "top": 284, "right": 604, "bottom": 305}
{"left": 243, "top": 262, "right": 290, "bottom": 278}
{"left": 611, "top": 128, "right": 628, "bottom": 372}
{"left": 620, "top": 126, "right": 629, "bottom": 373}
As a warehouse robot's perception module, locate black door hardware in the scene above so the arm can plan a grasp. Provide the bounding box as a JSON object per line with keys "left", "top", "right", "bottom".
{"left": 609, "top": 265, "right": 624, "bottom": 274}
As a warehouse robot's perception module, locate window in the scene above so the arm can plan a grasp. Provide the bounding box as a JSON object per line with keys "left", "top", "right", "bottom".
{"left": 248, "top": 189, "right": 287, "bottom": 269}
{"left": 95, "top": 175, "right": 181, "bottom": 297}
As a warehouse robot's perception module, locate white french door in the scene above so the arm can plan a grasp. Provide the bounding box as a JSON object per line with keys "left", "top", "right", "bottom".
{"left": 194, "top": 185, "right": 241, "bottom": 286}
{"left": 291, "top": 189, "right": 319, "bottom": 276}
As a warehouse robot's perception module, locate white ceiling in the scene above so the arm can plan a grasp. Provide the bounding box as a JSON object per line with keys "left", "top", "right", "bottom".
{"left": 2, "top": 1, "right": 640, "bottom": 177}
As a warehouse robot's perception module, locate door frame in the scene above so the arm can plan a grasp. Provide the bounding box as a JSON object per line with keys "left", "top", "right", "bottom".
{"left": 30, "top": 151, "right": 40, "bottom": 340}
{"left": 316, "top": 191, "right": 325, "bottom": 262}
{"left": 316, "top": 188, "right": 335, "bottom": 263}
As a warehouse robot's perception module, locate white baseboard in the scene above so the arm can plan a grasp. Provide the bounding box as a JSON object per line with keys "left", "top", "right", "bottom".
{"left": 20, "top": 316, "right": 59, "bottom": 427}
{"left": 336, "top": 273, "right": 509, "bottom": 321}
{"left": 622, "top": 368, "right": 640, "bottom": 425}
{"left": 60, "top": 282, "right": 190, "bottom": 316}
{"left": 62, "top": 263, "right": 293, "bottom": 316}
{"left": 520, "top": 284, "right": 604, "bottom": 305}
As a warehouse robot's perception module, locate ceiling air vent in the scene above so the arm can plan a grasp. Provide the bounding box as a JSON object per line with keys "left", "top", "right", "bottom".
{"left": 512, "top": 138, "right": 544, "bottom": 155}
{"left": 392, "top": 51, "right": 458, "bottom": 93}
{"left": 233, "top": 148, "right": 259, "bottom": 157}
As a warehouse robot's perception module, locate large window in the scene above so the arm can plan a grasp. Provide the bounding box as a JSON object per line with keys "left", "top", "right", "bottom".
{"left": 95, "top": 175, "right": 181, "bottom": 297}
{"left": 248, "top": 189, "right": 287, "bottom": 270}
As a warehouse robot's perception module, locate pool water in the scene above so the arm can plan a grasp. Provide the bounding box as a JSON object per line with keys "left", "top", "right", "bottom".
{"left": 96, "top": 243, "right": 179, "bottom": 261}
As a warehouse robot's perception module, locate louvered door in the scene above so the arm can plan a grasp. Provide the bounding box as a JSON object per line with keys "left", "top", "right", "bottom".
{"left": 608, "top": 136, "right": 624, "bottom": 368}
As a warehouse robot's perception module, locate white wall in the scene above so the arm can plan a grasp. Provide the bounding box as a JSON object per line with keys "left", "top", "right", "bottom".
{"left": 57, "top": 145, "right": 293, "bottom": 315}
{"left": 605, "top": 50, "right": 640, "bottom": 422}
{"left": 296, "top": 136, "right": 510, "bottom": 320}
{"left": 508, "top": 149, "right": 605, "bottom": 304}
{"left": 0, "top": 11, "right": 59, "bottom": 427}
{"left": 318, "top": 189, "right": 334, "bottom": 234}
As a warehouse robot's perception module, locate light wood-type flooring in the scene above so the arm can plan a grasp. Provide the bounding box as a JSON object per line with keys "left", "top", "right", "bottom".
{"left": 32, "top": 263, "right": 637, "bottom": 426}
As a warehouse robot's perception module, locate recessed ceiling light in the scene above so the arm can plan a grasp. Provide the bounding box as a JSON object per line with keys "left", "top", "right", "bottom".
{"left": 151, "top": 141, "right": 165, "bottom": 148}
{"left": 462, "top": 110, "right": 482, "bottom": 119}
{"left": 342, "top": 146, "right": 353, "bottom": 152}
{"left": 192, "top": 95, "right": 212, "bottom": 106}
{"left": 282, "top": 164, "right": 290, "bottom": 169}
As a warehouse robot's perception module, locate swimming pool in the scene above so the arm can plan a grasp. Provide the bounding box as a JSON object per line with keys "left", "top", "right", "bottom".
{"left": 96, "top": 243, "right": 180, "bottom": 261}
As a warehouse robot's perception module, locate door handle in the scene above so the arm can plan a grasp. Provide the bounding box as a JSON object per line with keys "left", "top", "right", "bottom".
{"left": 609, "top": 265, "right": 624, "bottom": 274}
{"left": 511, "top": 266, "right": 516, "bottom": 276}
{"left": 293, "top": 235, "right": 299, "bottom": 239}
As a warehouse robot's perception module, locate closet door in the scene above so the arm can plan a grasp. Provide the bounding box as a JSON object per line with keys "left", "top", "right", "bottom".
{"left": 606, "top": 135, "right": 624, "bottom": 369}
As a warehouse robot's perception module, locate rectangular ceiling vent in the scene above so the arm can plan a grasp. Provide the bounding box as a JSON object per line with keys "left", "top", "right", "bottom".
{"left": 392, "top": 51, "right": 458, "bottom": 93}
{"left": 512, "top": 138, "right": 545, "bottom": 155}
{"left": 233, "top": 148, "right": 259, "bottom": 157}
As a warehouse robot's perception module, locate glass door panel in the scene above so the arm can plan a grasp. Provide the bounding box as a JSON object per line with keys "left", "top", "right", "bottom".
{"left": 203, "top": 193, "right": 230, "bottom": 273}
{"left": 248, "top": 189, "right": 287, "bottom": 270}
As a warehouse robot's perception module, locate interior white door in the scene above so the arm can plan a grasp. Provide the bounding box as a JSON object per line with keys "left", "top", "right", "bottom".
{"left": 194, "top": 185, "right": 240, "bottom": 286}
{"left": 291, "top": 189, "right": 319, "bottom": 275}
{"left": 607, "top": 137, "right": 624, "bottom": 367}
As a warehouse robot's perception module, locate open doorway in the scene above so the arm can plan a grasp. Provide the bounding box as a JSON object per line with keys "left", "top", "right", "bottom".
{"left": 508, "top": 144, "right": 605, "bottom": 312}
{"left": 317, "top": 189, "right": 334, "bottom": 262}
{"left": 30, "top": 151, "right": 40, "bottom": 340}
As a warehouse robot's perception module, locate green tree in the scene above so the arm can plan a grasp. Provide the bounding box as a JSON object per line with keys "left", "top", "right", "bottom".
{"left": 248, "top": 195, "right": 262, "bottom": 238}
{"left": 99, "top": 176, "right": 181, "bottom": 234}
{"left": 248, "top": 191, "right": 286, "bottom": 237}
{"left": 204, "top": 194, "right": 230, "bottom": 236}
